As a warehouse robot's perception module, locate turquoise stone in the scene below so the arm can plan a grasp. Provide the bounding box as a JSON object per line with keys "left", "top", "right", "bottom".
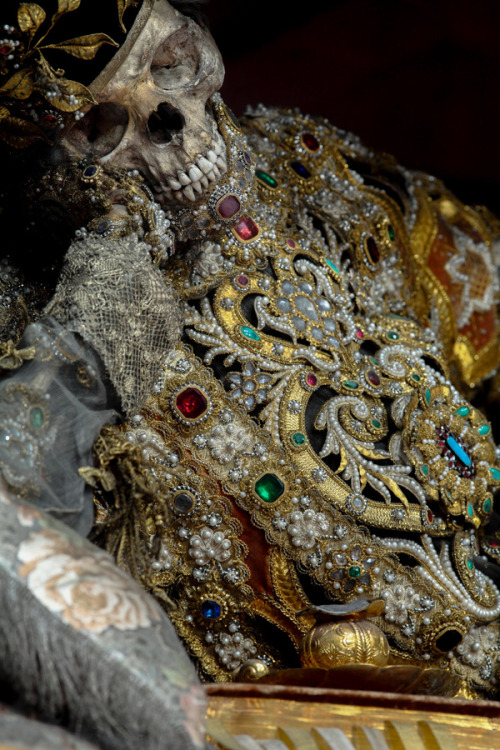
{"left": 466, "top": 558, "right": 474, "bottom": 571}
{"left": 29, "top": 407, "right": 44, "bottom": 429}
{"left": 372, "top": 419, "right": 381, "bottom": 429}
{"left": 489, "top": 467, "right": 500, "bottom": 481}
{"left": 411, "top": 374, "right": 420, "bottom": 382}
{"left": 255, "top": 473, "right": 285, "bottom": 503}
{"left": 455, "top": 406, "right": 470, "bottom": 417}
{"left": 478, "top": 424, "right": 491, "bottom": 436}
{"left": 467, "top": 502, "right": 474, "bottom": 517}
{"left": 326, "top": 259, "right": 340, "bottom": 274}
{"left": 388, "top": 331, "right": 399, "bottom": 340}
{"left": 344, "top": 381, "right": 359, "bottom": 390}
{"left": 446, "top": 436, "right": 471, "bottom": 467}
{"left": 241, "top": 326, "right": 261, "bottom": 341}
{"left": 292, "top": 432, "right": 306, "bottom": 446}
{"left": 484, "top": 498, "right": 493, "bottom": 514}
{"left": 421, "top": 464, "right": 429, "bottom": 476}
{"left": 387, "top": 224, "right": 395, "bottom": 241}
{"left": 425, "top": 389, "right": 431, "bottom": 405}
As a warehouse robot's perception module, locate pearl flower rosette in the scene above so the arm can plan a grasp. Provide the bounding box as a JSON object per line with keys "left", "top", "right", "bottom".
{"left": 402, "top": 384, "right": 498, "bottom": 527}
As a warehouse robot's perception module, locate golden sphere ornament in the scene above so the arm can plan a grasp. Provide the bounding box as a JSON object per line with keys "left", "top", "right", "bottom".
{"left": 298, "top": 598, "right": 390, "bottom": 669}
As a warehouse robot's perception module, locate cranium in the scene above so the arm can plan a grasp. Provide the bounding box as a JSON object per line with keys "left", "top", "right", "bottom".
{"left": 64, "top": 0, "right": 227, "bottom": 205}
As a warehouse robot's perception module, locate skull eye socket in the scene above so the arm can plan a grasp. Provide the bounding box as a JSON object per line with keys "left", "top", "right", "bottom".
{"left": 67, "top": 102, "right": 129, "bottom": 158}
{"left": 150, "top": 26, "right": 200, "bottom": 89}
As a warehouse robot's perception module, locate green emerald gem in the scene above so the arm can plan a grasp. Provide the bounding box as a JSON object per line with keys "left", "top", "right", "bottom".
{"left": 241, "top": 326, "right": 261, "bottom": 341}
{"left": 344, "top": 381, "right": 359, "bottom": 390}
{"left": 484, "top": 498, "right": 493, "bottom": 514}
{"left": 292, "top": 432, "right": 306, "bottom": 446}
{"left": 29, "top": 407, "right": 44, "bottom": 429}
{"left": 348, "top": 565, "right": 361, "bottom": 578}
{"left": 369, "top": 357, "right": 379, "bottom": 366}
{"left": 326, "top": 259, "right": 340, "bottom": 274}
{"left": 467, "top": 502, "right": 474, "bottom": 517}
{"left": 490, "top": 467, "right": 500, "bottom": 481}
{"left": 421, "top": 464, "right": 429, "bottom": 476}
{"left": 478, "top": 424, "right": 491, "bottom": 436}
{"left": 255, "top": 473, "right": 285, "bottom": 503}
{"left": 225, "top": 106, "right": 241, "bottom": 130}
{"left": 255, "top": 170, "right": 278, "bottom": 189}
{"left": 388, "top": 331, "right": 399, "bottom": 340}
{"left": 411, "top": 374, "right": 420, "bottom": 382}
{"left": 466, "top": 558, "right": 474, "bottom": 571}
{"left": 387, "top": 224, "right": 395, "bottom": 241}
{"left": 425, "top": 389, "right": 431, "bottom": 405}
{"left": 455, "top": 406, "right": 470, "bottom": 417}
{"left": 372, "top": 419, "right": 381, "bottom": 429}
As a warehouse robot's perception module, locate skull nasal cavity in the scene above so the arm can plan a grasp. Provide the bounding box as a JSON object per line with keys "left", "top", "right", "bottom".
{"left": 148, "top": 102, "right": 185, "bottom": 144}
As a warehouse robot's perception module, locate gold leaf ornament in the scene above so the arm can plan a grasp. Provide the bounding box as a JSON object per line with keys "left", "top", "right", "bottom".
{"left": 0, "top": 116, "right": 49, "bottom": 147}
{"left": 52, "top": 0, "right": 81, "bottom": 25}
{"left": 44, "top": 33, "right": 119, "bottom": 60}
{"left": 118, "top": 0, "right": 139, "bottom": 32}
{"left": 42, "top": 77, "right": 94, "bottom": 112}
{"left": 17, "top": 3, "right": 47, "bottom": 38}
{"left": 0, "top": 69, "right": 34, "bottom": 100}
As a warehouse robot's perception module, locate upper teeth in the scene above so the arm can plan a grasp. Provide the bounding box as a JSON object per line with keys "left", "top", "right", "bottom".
{"left": 159, "top": 131, "right": 227, "bottom": 203}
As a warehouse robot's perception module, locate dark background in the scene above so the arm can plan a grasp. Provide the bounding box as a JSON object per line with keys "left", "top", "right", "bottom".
{"left": 204, "top": 0, "right": 500, "bottom": 215}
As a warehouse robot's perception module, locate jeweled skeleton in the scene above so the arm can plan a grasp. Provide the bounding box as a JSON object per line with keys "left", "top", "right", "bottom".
{"left": 1, "top": 1, "right": 500, "bottom": 744}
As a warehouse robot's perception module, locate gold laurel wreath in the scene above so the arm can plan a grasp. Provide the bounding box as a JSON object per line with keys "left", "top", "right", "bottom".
{"left": 0, "top": 0, "right": 138, "bottom": 148}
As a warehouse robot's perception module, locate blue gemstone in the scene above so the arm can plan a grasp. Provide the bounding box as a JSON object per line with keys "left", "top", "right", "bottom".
{"left": 201, "top": 600, "right": 221, "bottom": 619}
{"left": 291, "top": 161, "right": 311, "bottom": 179}
{"left": 446, "top": 436, "right": 471, "bottom": 467}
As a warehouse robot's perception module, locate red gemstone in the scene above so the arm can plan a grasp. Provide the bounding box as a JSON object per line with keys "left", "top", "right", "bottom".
{"left": 43, "top": 114, "right": 57, "bottom": 124}
{"left": 234, "top": 216, "right": 259, "bottom": 242}
{"left": 237, "top": 274, "right": 249, "bottom": 287}
{"left": 302, "top": 132, "right": 320, "bottom": 152}
{"left": 217, "top": 194, "right": 241, "bottom": 219}
{"left": 306, "top": 373, "right": 318, "bottom": 387}
{"left": 367, "top": 369, "right": 380, "bottom": 386}
{"left": 365, "top": 236, "right": 380, "bottom": 264}
{"left": 0, "top": 45, "right": 12, "bottom": 56}
{"left": 287, "top": 238, "right": 296, "bottom": 249}
{"left": 175, "top": 387, "right": 208, "bottom": 419}
{"left": 356, "top": 328, "right": 363, "bottom": 340}
{"left": 490, "top": 540, "right": 500, "bottom": 548}
{"left": 426, "top": 509, "right": 434, "bottom": 524}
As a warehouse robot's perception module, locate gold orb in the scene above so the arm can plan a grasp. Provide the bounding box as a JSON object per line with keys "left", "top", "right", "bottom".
{"left": 299, "top": 619, "right": 390, "bottom": 669}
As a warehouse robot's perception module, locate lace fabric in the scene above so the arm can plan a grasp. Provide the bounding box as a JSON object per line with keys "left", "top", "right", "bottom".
{"left": 45, "top": 234, "right": 183, "bottom": 415}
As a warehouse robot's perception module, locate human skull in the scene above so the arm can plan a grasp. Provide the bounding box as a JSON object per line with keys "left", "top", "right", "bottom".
{"left": 64, "top": 0, "right": 227, "bottom": 205}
